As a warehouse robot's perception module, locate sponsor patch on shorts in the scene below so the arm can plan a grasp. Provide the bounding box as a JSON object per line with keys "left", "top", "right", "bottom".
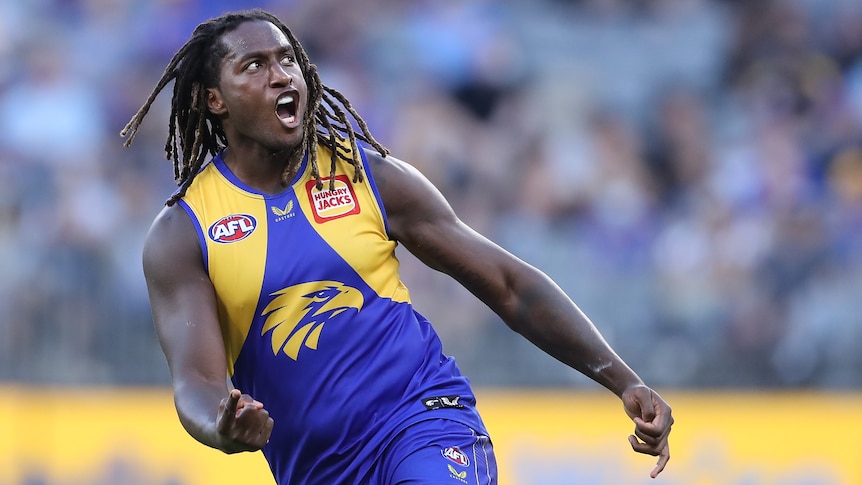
{"left": 422, "top": 395, "right": 465, "bottom": 410}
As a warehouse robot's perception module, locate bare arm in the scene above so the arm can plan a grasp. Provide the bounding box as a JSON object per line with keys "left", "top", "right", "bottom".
{"left": 367, "top": 149, "right": 672, "bottom": 477}
{"left": 142, "top": 204, "right": 273, "bottom": 453}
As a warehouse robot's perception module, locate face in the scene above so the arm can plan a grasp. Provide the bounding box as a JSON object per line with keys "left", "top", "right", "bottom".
{"left": 207, "top": 20, "right": 308, "bottom": 154}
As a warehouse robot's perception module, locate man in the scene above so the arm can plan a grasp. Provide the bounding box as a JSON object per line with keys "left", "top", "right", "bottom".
{"left": 122, "top": 9, "right": 672, "bottom": 485}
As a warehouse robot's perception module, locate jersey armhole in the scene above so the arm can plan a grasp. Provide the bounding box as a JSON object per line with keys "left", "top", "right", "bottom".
{"left": 358, "top": 146, "right": 391, "bottom": 237}
{"left": 175, "top": 199, "right": 210, "bottom": 275}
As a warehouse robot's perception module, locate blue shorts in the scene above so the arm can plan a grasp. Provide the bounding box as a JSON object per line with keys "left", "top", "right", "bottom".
{"left": 372, "top": 419, "right": 497, "bottom": 485}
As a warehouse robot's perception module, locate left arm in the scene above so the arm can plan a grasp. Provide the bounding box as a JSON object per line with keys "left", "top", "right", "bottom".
{"left": 367, "top": 149, "right": 672, "bottom": 477}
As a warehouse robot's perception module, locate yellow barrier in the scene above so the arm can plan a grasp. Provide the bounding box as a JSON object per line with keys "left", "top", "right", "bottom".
{"left": 481, "top": 390, "right": 862, "bottom": 485}
{"left": 1, "top": 388, "right": 860, "bottom": 484}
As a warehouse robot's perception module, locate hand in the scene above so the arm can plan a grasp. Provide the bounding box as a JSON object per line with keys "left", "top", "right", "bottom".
{"left": 216, "top": 389, "right": 274, "bottom": 453}
{"left": 620, "top": 385, "right": 673, "bottom": 478}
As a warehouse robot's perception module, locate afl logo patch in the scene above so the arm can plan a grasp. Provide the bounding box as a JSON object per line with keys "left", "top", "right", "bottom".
{"left": 442, "top": 446, "right": 469, "bottom": 467}
{"left": 208, "top": 214, "right": 257, "bottom": 243}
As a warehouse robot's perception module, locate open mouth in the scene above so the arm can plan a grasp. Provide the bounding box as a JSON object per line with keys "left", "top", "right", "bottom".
{"left": 276, "top": 93, "right": 298, "bottom": 124}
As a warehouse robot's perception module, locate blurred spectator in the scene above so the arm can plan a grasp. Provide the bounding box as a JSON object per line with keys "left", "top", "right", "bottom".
{"left": 1, "top": 0, "right": 861, "bottom": 388}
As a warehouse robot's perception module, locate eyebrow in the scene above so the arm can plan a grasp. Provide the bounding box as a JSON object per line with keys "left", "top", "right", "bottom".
{"left": 230, "top": 44, "right": 295, "bottom": 65}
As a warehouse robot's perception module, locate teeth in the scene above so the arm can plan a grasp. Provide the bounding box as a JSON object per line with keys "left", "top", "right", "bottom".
{"left": 276, "top": 94, "right": 297, "bottom": 124}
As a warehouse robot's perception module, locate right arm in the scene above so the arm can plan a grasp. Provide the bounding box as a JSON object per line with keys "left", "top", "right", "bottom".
{"left": 142, "top": 204, "right": 273, "bottom": 453}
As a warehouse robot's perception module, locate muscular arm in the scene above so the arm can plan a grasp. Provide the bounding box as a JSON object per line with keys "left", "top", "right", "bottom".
{"left": 367, "top": 149, "right": 672, "bottom": 477}
{"left": 143, "top": 204, "right": 272, "bottom": 453}
{"left": 370, "top": 151, "right": 638, "bottom": 394}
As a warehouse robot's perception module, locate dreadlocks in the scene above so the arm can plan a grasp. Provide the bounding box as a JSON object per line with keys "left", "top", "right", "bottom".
{"left": 121, "top": 9, "right": 388, "bottom": 206}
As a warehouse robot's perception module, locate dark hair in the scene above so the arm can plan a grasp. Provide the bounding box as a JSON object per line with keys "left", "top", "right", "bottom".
{"left": 121, "top": 9, "right": 388, "bottom": 205}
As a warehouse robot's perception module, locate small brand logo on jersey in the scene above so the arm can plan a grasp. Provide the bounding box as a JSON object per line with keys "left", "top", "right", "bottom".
{"left": 447, "top": 464, "right": 468, "bottom": 482}
{"left": 261, "top": 281, "right": 364, "bottom": 361}
{"left": 270, "top": 200, "right": 295, "bottom": 222}
{"left": 305, "top": 175, "right": 360, "bottom": 223}
{"left": 208, "top": 214, "right": 257, "bottom": 243}
{"left": 442, "top": 446, "right": 470, "bottom": 467}
{"left": 423, "top": 395, "right": 464, "bottom": 411}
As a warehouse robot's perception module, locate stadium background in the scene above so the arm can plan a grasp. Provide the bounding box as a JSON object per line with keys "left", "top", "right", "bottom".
{"left": 1, "top": 0, "right": 861, "bottom": 483}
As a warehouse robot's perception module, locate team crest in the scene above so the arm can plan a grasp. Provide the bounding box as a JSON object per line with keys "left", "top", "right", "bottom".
{"left": 305, "top": 175, "right": 361, "bottom": 223}
{"left": 260, "top": 281, "right": 364, "bottom": 360}
{"left": 208, "top": 214, "right": 257, "bottom": 243}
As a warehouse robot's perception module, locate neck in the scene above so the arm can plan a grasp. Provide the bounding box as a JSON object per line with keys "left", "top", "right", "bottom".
{"left": 222, "top": 145, "right": 304, "bottom": 194}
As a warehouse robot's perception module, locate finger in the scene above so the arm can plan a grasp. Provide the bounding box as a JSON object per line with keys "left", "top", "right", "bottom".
{"left": 639, "top": 391, "right": 657, "bottom": 422}
{"left": 629, "top": 435, "right": 667, "bottom": 456}
{"left": 628, "top": 433, "right": 663, "bottom": 456}
{"left": 226, "top": 389, "right": 241, "bottom": 414}
{"left": 650, "top": 445, "right": 671, "bottom": 478}
{"left": 218, "top": 389, "right": 242, "bottom": 433}
{"left": 633, "top": 427, "right": 661, "bottom": 449}
{"left": 637, "top": 403, "right": 675, "bottom": 430}
{"left": 236, "top": 394, "right": 264, "bottom": 411}
{"left": 237, "top": 407, "right": 273, "bottom": 449}
{"left": 633, "top": 418, "right": 670, "bottom": 442}
{"left": 261, "top": 416, "right": 275, "bottom": 444}
{"left": 252, "top": 412, "right": 274, "bottom": 448}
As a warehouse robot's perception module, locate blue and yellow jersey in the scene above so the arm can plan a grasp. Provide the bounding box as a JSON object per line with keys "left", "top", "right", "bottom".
{"left": 177, "top": 142, "right": 486, "bottom": 484}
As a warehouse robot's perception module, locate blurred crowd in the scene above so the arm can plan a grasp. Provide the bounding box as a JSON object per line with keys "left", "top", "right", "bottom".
{"left": 1, "top": 0, "right": 861, "bottom": 388}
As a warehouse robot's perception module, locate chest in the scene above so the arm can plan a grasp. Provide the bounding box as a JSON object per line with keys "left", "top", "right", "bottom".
{"left": 196, "top": 171, "right": 398, "bottom": 304}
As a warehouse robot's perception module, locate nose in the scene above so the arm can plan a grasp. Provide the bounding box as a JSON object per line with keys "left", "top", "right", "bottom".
{"left": 270, "top": 63, "right": 293, "bottom": 87}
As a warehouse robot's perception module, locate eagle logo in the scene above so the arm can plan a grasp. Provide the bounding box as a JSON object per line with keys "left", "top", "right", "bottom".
{"left": 260, "top": 281, "right": 364, "bottom": 360}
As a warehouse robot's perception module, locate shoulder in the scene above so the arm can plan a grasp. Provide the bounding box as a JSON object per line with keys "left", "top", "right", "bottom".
{"left": 363, "top": 148, "right": 425, "bottom": 208}
{"left": 143, "top": 202, "right": 202, "bottom": 274}
{"left": 362, "top": 147, "right": 457, "bottom": 242}
{"left": 362, "top": 148, "right": 436, "bottom": 200}
{"left": 148, "top": 203, "right": 195, "bottom": 240}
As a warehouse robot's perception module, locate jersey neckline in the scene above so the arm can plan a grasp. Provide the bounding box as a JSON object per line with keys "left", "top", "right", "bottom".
{"left": 212, "top": 149, "right": 308, "bottom": 198}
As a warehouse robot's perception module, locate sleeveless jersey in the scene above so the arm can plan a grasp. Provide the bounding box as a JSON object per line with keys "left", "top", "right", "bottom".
{"left": 177, "top": 143, "right": 486, "bottom": 484}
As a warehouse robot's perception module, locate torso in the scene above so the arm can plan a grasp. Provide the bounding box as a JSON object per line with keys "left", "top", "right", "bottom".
{"left": 177, "top": 142, "right": 485, "bottom": 484}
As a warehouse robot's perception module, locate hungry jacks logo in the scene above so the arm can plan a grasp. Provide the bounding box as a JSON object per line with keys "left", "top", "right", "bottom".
{"left": 305, "top": 175, "right": 361, "bottom": 223}
{"left": 260, "top": 281, "right": 364, "bottom": 360}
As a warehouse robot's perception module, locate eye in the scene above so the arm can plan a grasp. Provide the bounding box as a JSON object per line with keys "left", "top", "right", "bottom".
{"left": 281, "top": 55, "right": 295, "bottom": 65}
{"left": 245, "top": 60, "right": 262, "bottom": 71}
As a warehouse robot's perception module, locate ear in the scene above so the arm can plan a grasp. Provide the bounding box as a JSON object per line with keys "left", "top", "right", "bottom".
{"left": 206, "top": 88, "right": 227, "bottom": 115}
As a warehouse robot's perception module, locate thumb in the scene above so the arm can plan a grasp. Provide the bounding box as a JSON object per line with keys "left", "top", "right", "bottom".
{"left": 623, "top": 386, "right": 656, "bottom": 422}
{"left": 218, "top": 389, "right": 242, "bottom": 433}
{"left": 638, "top": 391, "right": 656, "bottom": 422}
{"left": 225, "top": 389, "right": 242, "bottom": 414}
